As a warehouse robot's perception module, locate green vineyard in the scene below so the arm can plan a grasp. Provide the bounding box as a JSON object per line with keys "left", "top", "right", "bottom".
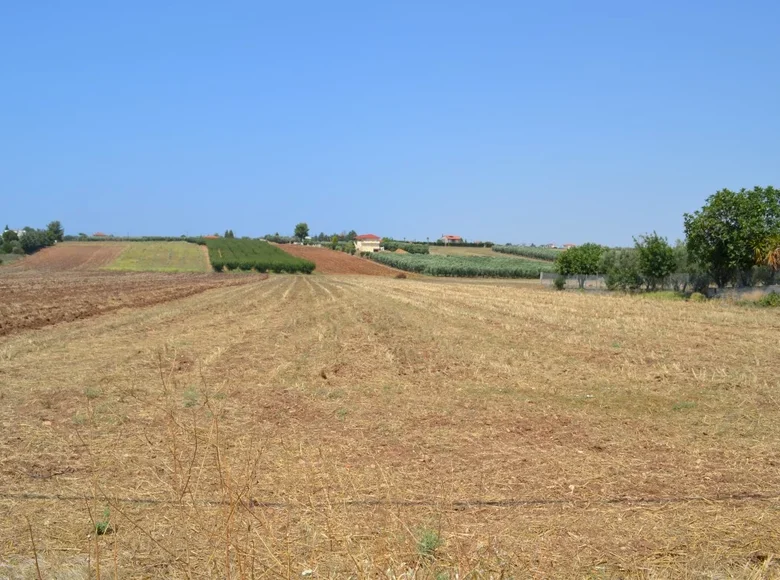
{"left": 367, "top": 252, "right": 555, "bottom": 278}
{"left": 491, "top": 245, "right": 561, "bottom": 261}
{"left": 206, "top": 239, "right": 315, "bottom": 273}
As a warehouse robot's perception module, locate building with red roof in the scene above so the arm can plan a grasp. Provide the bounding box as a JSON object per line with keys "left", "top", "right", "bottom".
{"left": 355, "top": 234, "right": 381, "bottom": 253}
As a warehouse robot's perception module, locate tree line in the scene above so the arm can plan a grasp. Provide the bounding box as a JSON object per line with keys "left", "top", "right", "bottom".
{"left": 555, "top": 186, "right": 780, "bottom": 292}
{"left": 1, "top": 221, "right": 64, "bottom": 256}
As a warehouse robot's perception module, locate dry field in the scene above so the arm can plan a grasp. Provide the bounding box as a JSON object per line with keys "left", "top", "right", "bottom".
{"left": 0, "top": 270, "right": 255, "bottom": 337}
{"left": 9, "top": 243, "right": 130, "bottom": 271}
{"left": 1, "top": 275, "right": 780, "bottom": 578}
{"left": 278, "top": 245, "right": 401, "bottom": 276}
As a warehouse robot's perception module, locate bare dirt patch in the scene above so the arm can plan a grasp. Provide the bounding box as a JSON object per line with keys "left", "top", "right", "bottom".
{"left": 10, "top": 242, "right": 130, "bottom": 271}
{"left": 279, "top": 244, "right": 402, "bottom": 275}
{"left": 0, "top": 270, "right": 258, "bottom": 336}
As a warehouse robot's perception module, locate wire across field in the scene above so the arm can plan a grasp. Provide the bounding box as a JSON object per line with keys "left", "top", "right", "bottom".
{"left": 205, "top": 238, "right": 315, "bottom": 273}
{"left": 368, "top": 252, "right": 556, "bottom": 277}
{"left": 103, "top": 242, "right": 210, "bottom": 272}
{"left": 2, "top": 275, "right": 779, "bottom": 577}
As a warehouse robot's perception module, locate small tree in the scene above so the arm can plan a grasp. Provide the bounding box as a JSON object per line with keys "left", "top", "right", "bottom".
{"left": 330, "top": 235, "right": 339, "bottom": 250}
{"left": 555, "top": 243, "right": 604, "bottom": 289}
{"left": 46, "top": 220, "right": 64, "bottom": 242}
{"left": 600, "top": 248, "right": 642, "bottom": 291}
{"left": 294, "top": 222, "right": 309, "bottom": 242}
{"left": 224, "top": 229, "right": 235, "bottom": 239}
{"left": 346, "top": 230, "right": 357, "bottom": 241}
{"left": 2, "top": 229, "right": 18, "bottom": 243}
{"left": 635, "top": 232, "right": 675, "bottom": 291}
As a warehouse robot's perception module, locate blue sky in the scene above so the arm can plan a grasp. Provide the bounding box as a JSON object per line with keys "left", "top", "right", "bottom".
{"left": 2, "top": 1, "right": 779, "bottom": 245}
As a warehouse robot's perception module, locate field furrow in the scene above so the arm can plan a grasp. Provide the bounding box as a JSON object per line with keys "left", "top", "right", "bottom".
{"left": 1, "top": 275, "right": 779, "bottom": 577}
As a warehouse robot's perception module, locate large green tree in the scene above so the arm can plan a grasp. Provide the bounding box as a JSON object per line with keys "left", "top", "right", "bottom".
{"left": 555, "top": 243, "right": 604, "bottom": 288}
{"left": 46, "top": 220, "right": 64, "bottom": 242}
{"left": 294, "top": 222, "right": 309, "bottom": 242}
{"left": 635, "top": 232, "right": 676, "bottom": 290}
{"left": 684, "top": 186, "right": 780, "bottom": 287}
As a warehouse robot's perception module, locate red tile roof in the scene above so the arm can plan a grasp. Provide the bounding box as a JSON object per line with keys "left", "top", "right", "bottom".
{"left": 93, "top": 232, "right": 108, "bottom": 237}
{"left": 442, "top": 235, "right": 462, "bottom": 241}
{"left": 355, "top": 234, "right": 381, "bottom": 241}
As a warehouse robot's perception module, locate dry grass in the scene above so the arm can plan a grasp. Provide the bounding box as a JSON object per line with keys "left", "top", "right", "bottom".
{"left": 1, "top": 275, "right": 780, "bottom": 577}
{"left": 103, "top": 242, "right": 211, "bottom": 273}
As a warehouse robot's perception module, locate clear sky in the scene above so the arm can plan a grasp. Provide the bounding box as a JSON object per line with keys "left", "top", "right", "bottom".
{"left": 2, "top": 1, "right": 779, "bottom": 245}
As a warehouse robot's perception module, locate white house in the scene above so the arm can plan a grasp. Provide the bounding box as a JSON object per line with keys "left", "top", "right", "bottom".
{"left": 354, "top": 234, "right": 382, "bottom": 253}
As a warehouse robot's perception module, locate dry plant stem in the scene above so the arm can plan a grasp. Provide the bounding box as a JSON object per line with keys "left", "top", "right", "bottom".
{"left": 1, "top": 273, "right": 780, "bottom": 577}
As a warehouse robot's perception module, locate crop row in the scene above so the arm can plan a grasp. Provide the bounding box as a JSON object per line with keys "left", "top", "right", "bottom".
{"left": 367, "top": 253, "right": 555, "bottom": 278}
{"left": 381, "top": 240, "right": 429, "bottom": 254}
{"left": 492, "top": 245, "right": 561, "bottom": 261}
{"left": 206, "top": 239, "right": 315, "bottom": 273}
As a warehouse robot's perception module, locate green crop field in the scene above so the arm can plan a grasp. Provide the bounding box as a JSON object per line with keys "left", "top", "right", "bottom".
{"left": 492, "top": 245, "right": 562, "bottom": 261}
{"left": 368, "top": 252, "right": 555, "bottom": 278}
{"left": 206, "top": 239, "right": 315, "bottom": 273}
{"left": 103, "top": 242, "right": 210, "bottom": 272}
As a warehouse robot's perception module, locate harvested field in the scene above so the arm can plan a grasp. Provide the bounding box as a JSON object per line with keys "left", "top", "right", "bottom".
{"left": 279, "top": 244, "right": 401, "bottom": 275}
{"left": 10, "top": 242, "right": 129, "bottom": 271}
{"left": 0, "top": 270, "right": 256, "bottom": 336}
{"left": 1, "top": 276, "right": 780, "bottom": 577}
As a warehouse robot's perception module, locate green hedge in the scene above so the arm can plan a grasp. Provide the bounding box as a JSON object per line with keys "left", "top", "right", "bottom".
{"left": 206, "top": 239, "right": 314, "bottom": 274}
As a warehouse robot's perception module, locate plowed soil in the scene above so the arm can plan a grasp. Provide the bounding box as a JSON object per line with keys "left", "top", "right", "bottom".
{"left": 0, "top": 270, "right": 257, "bottom": 336}
{"left": 10, "top": 242, "right": 130, "bottom": 271}
{"left": 278, "top": 244, "right": 401, "bottom": 275}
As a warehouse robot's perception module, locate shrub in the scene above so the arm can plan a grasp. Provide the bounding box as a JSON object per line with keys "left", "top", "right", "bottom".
{"left": 211, "top": 261, "right": 224, "bottom": 272}
{"left": 555, "top": 243, "right": 605, "bottom": 288}
{"left": 553, "top": 276, "right": 566, "bottom": 290}
{"left": 635, "top": 232, "right": 676, "bottom": 290}
{"left": 689, "top": 292, "right": 707, "bottom": 302}
{"left": 601, "top": 249, "right": 642, "bottom": 291}
{"left": 756, "top": 291, "right": 780, "bottom": 307}
{"left": 204, "top": 239, "right": 314, "bottom": 274}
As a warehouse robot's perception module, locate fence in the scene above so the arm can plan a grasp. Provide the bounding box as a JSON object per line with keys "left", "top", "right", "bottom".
{"left": 710, "top": 285, "right": 780, "bottom": 299}
{"left": 540, "top": 272, "right": 693, "bottom": 291}
{"left": 539, "top": 272, "right": 607, "bottom": 289}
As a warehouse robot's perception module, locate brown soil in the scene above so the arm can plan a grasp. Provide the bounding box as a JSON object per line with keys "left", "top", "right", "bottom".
{"left": 278, "top": 244, "right": 402, "bottom": 275}
{"left": 9, "top": 242, "right": 130, "bottom": 271}
{"left": 0, "top": 270, "right": 258, "bottom": 336}
{"left": 1, "top": 276, "right": 779, "bottom": 577}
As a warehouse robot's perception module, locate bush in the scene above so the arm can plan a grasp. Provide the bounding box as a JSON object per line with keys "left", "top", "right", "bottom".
{"left": 553, "top": 276, "right": 566, "bottom": 290}
{"left": 635, "top": 232, "right": 676, "bottom": 290}
{"left": 601, "top": 248, "right": 642, "bottom": 291}
{"left": 204, "top": 239, "right": 314, "bottom": 274}
{"left": 211, "top": 261, "right": 224, "bottom": 272}
{"left": 689, "top": 292, "right": 707, "bottom": 302}
{"left": 556, "top": 243, "right": 605, "bottom": 288}
{"left": 756, "top": 291, "right": 780, "bottom": 307}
